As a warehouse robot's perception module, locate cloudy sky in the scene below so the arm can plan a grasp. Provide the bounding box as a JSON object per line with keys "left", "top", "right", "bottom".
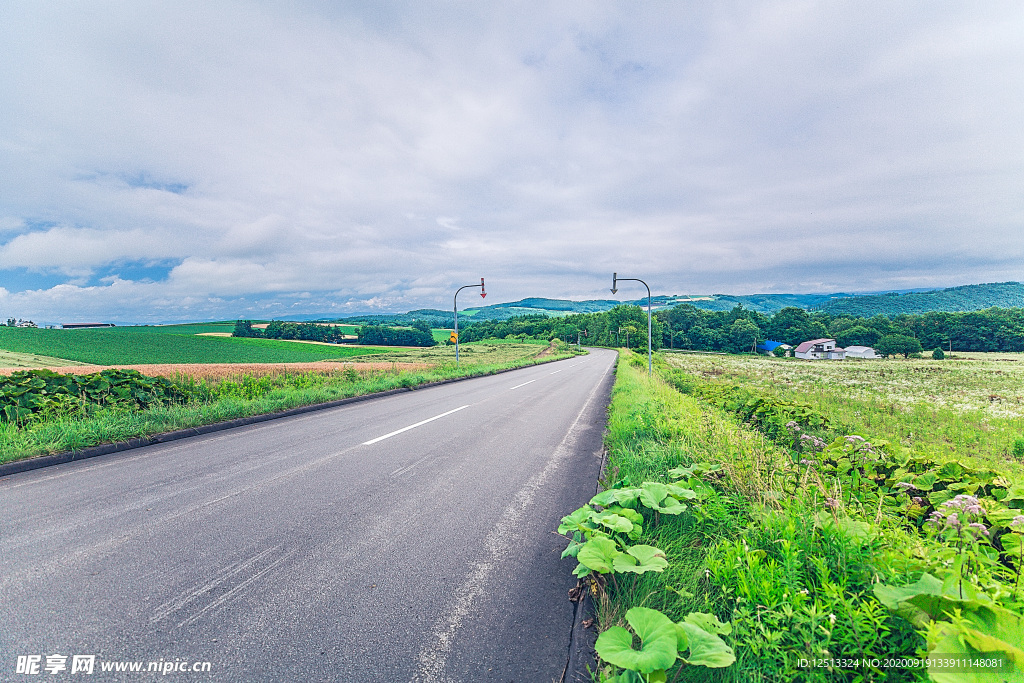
{"left": 1, "top": 1, "right": 1022, "bottom": 323}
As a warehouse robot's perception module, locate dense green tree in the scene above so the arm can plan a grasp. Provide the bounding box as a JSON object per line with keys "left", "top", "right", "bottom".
{"left": 723, "top": 319, "right": 760, "bottom": 354}
{"left": 233, "top": 319, "right": 256, "bottom": 337}
{"left": 835, "top": 325, "right": 880, "bottom": 348}
{"left": 875, "top": 334, "right": 923, "bottom": 358}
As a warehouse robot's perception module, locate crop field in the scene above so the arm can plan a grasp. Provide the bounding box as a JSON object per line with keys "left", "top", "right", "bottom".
{"left": 0, "top": 327, "right": 388, "bottom": 365}
{"left": 0, "top": 349, "right": 93, "bottom": 369}
{"left": 82, "top": 322, "right": 246, "bottom": 335}
{"left": 663, "top": 351, "right": 1024, "bottom": 471}
{"left": 359, "top": 339, "right": 554, "bottom": 365}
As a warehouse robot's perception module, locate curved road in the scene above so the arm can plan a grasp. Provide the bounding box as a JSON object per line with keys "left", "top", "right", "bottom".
{"left": 0, "top": 348, "right": 616, "bottom": 682}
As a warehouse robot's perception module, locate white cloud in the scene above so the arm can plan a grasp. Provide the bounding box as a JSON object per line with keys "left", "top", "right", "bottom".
{"left": 0, "top": 1, "right": 1022, "bottom": 322}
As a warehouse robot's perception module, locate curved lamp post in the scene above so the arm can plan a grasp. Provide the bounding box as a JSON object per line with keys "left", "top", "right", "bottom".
{"left": 454, "top": 278, "right": 486, "bottom": 366}
{"left": 611, "top": 272, "right": 652, "bottom": 376}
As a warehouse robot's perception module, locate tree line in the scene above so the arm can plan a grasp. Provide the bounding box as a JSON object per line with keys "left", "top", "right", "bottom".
{"left": 233, "top": 319, "right": 436, "bottom": 347}
{"left": 455, "top": 304, "right": 1024, "bottom": 355}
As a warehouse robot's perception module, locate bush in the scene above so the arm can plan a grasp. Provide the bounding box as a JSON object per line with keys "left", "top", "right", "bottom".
{"left": 0, "top": 369, "right": 193, "bottom": 423}
{"left": 932, "top": 347, "right": 945, "bottom": 360}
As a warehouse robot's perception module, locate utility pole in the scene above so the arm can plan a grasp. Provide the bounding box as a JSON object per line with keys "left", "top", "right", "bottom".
{"left": 453, "top": 278, "right": 486, "bottom": 366}
{"left": 611, "top": 273, "right": 653, "bottom": 376}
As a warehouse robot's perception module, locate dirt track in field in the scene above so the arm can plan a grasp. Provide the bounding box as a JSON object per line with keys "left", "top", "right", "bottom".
{"left": 0, "top": 361, "right": 435, "bottom": 380}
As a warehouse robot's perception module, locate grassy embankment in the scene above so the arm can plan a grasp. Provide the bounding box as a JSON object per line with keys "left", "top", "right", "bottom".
{"left": 575, "top": 350, "right": 1024, "bottom": 682}
{"left": 0, "top": 339, "right": 580, "bottom": 465}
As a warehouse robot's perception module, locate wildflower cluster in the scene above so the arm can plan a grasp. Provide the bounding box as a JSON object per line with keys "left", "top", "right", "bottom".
{"left": 925, "top": 494, "right": 989, "bottom": 539}
{"left": 799, "top": 434, "right": 827, "bottom": 451}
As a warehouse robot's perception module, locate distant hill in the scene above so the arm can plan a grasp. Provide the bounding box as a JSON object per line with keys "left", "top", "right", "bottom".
{"left": 324, "top": 293, "right": 849, "bottom": 325}
{"left": 818, "top": 282, "right": 1024, "bottom": 316}
{"left": 316, "top": 283, "right": 1024, "bottom": 327}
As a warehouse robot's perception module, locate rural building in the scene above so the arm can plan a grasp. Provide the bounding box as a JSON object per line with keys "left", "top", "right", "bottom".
{"left": 845, "top": 345, "right": 880, "bottom": 359}
{"left": 61, "top": 323, "right": 115, "bottom": 329}
{"left": 757, "top": 340, "right": 791, "bottom": 356}
{"left": 794, "top": 338, "right": 846, "bottom": 360}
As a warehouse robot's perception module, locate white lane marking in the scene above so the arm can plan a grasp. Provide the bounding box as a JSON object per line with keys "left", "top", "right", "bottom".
{"left": 508, "top": 380, "right": 536, "bottom": 390}
{"left": 362, "top": 405, "right": 470, "bottom": 446}
{"left": 412, "top": 355, "right": 613, "bottom": 683}
{"left": 548, "top": 369, "right": 564, "bottom": 375}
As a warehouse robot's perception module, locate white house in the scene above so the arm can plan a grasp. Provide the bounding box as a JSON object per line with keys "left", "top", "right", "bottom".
{"left": 794, "top": 338, "right": 846, "bottom": 360}
{"left": 844, "top": 345, "right": 880, "bottom": 359}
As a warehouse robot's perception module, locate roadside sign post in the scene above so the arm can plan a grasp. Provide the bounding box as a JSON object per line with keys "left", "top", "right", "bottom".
{"left": 611, "top": 272, "right": 653, "bottom": 377}
{"left": 453, "top": 278, "right": 486, "bottom": 367}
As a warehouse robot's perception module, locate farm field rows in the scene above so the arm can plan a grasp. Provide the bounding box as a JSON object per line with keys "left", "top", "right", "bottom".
{"left": 0, "top": 327, "right": 388, "bottom": 365}
{"left": 0, "top": 349, "right": 93, "bottom": 369}
{"left": 35, "top": 321, "right": 458, "bottom": 348}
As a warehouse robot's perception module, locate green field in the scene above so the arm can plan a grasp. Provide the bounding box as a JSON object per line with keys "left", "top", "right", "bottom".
{"left": 0, "top": 349, "right": 93, "bottom": 368}
{"left": 663, "top": 352, "right": 1024, "bottom": 470}
{"left": 100, "top": 322, "right": 241, "bottom": 335}
{"left": 0, "top": 328, "right": 386, "bottom": 365}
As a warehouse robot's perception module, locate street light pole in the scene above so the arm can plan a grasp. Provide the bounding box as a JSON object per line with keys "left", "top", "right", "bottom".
{"left": 611, "top": 272, "right": 653, "bottom": 376}
{"left": 453, "top": 278, "right": 486, "bottom": 366}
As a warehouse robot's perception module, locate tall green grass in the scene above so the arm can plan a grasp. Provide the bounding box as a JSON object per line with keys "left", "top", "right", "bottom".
{"left": 597, "top": 352, "right": 926, "bottom": 682}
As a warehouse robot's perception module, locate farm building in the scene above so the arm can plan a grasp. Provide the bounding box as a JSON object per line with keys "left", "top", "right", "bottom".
{"left": 845, "top": 345, "right": 880, "bottom": 359}
{"left": 794, "top": 338, "right": 846, "bottom": 360}
{"left": 757, "top": 340, "right": 791, "bottom": 356}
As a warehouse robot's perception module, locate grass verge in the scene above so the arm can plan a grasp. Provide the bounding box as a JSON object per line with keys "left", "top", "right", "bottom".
{"left": 569, "top": 350, "right": 1024, "bottom": 682}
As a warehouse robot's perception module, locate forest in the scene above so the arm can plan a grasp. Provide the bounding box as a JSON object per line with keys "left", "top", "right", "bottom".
{"left": 457, "top": 304, "right": 1024, "bottom": 354}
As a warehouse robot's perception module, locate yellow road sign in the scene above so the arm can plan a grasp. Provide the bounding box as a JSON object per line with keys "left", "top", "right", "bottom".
{"left": 449, "top": 332, "right": 458, "bottom": 343}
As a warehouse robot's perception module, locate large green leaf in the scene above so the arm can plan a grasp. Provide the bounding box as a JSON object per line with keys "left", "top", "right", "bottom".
{"left": 612, "top": 545, "right": 668, "bottom": 575}
{"left": 606, "top": 506, "right": 644, "bottom": 526}
{"left": 874, "top": 573, "right": 994, "bottom": 627}
{"left": 592, "top": 488, "right": 643, "bottom": 508}
{"left": 927, "top": 614, "right": 1024, "bottom": 683}
{"left": 653, "top": 497, "right": 688, "bottom": 515}
{"left": 912, "top": 471, "right": 939, "bottom": 491}
{"left": 558, "top": 507, "right": 595, "bottom": 535}
{"left": 678, "top": 622, "right": 736, "bottom": 668}
{"left": 593, "top": 511, "right": 635, "bottom": 534}
{"left": 665, "top": 483, "right": 698, "bottom": 500}
{"left": 577, "top": 535, "right": 621, "bottom": 574}
{"left": 561, "top": 532, "right": 585, "bottom": 559}
{"left": 639, "top": 482, "right": 669, "bottom": 508}
{"left": 595, "top": 607, "right": 678, "bottom": 674}
{"left": 683, "top": 612, "right": 732, "bottom": 636}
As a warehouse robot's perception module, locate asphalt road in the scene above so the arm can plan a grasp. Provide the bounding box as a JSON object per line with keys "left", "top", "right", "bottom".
{"left": 0, "top": 348, "right": 617, "bottom": 682}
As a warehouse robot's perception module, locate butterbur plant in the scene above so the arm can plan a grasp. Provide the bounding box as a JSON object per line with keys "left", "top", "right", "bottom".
{"left": 558, "top": 476, "right": 736, "bottom": 679}
{"left": 595, "top": 607, "right": 735, "bottom": 683}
